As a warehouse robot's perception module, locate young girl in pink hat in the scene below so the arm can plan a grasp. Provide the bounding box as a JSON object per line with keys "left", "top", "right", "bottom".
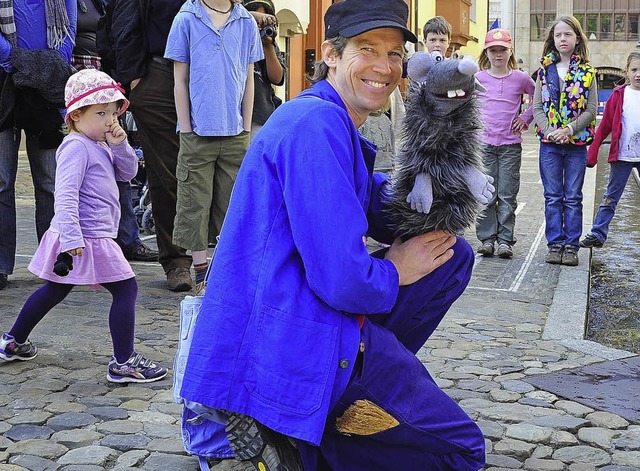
{"left": 0, "top": 69, "right": 167, "bottom": 384}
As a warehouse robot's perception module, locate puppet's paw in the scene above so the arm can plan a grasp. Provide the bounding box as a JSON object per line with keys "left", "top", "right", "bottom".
{"left": 463, "top": 167, "right": 495, "bottom": 205}
{"left": 406, "top": 173, "right": 433, "bottom": 213}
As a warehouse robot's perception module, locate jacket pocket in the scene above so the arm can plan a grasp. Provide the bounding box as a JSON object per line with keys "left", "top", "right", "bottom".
{"left": 246, "top": 305, "right": 338, "bottom": 415}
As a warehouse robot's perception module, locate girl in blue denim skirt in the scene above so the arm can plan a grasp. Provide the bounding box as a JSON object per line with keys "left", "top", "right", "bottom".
{"left": 581, "top": 51, "right": 640, "bottom": 249}
{"left": 532, "top": 15, "right": 598, "bottom": 267}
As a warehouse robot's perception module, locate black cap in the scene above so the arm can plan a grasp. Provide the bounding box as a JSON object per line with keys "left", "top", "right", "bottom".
{"left": 243, "top": 0, "right": 275, "bottom": 15}
{"left": 324, "top": 0, "right": 418, "bottom": 43}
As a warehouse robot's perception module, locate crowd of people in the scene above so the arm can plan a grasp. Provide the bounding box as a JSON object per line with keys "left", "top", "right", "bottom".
{"left": 1, "top": 0, "right": 637, "bottom": 468}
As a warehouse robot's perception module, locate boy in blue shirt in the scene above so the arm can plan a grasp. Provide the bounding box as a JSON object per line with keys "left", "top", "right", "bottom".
{"left": 165, "top": 0, "right": 263, "bottom": 293}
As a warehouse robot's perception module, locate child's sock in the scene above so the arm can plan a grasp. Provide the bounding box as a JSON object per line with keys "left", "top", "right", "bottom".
{"left": 194, "top": 262, "right": 209, "bottom": 285}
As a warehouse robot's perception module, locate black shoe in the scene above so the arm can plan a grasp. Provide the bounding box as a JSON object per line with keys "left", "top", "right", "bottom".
{"left": 225, "top": 412, "right": 303, "bottom": 471}
{"left": 123, "top": 243, "right": 159, "bottom": 262}
{"left": 0, "top": 273, "right": 7, "bottom": 290}
{"left": 580, "top": 233, "right": 603, "bottom": 248}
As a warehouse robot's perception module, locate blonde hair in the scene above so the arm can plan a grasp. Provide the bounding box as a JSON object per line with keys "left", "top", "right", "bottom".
{"left": 478, "top": 47, "right": 518, "bottom": 71}
{"left": 625, "top": 51, "right": 640, "bottom": 83}
{"left": 542, "top": 16, "right": 590, "bottom": 62}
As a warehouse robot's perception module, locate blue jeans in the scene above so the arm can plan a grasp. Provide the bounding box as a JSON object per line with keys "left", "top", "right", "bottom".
{"left": 591, "top": 160, "right": 640, "bottom": 243}
{"left": 476, "top": 143, "right": 522, "bottom": 245}
{"left": 0, "top": 128, "right": 56, "bottom": 275}
{"left": 539, "top": 142, "right": 587, "bottom": 248}
{"left": 115, "top": 180, "right": 142, "bottom": 250}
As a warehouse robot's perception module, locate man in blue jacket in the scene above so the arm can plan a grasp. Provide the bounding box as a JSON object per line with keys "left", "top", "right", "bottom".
{"left": 179, "top": 0, "right": 486, "bottom": 469}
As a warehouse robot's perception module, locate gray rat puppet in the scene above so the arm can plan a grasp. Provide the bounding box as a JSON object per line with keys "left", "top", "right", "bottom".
{"left": 388, "top": 51, "right": 494, "bottom": 239}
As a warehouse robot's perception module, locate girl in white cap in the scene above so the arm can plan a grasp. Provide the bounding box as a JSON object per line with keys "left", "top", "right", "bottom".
{"left": 0, "top": 69, "right": 167, "bottom": 384}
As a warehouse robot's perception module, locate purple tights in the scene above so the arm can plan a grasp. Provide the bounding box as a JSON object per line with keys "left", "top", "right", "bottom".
{"left": 9, "top": 278, "right": 137, "bottom": 363}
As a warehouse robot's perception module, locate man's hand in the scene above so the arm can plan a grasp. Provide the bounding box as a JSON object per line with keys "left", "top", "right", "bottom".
{"left": 406, "top": 172, "right": 433, "bottom": 213}
{"left": 385, "top": 231, "right": 456, "bottom": 285}
{"left": 68, "top": 248, "right": 84, "bottom": 256}
{"left": 106, "top": 120, "right": 127, "bottom": 145}
{"left": 462, "top": 166, "right": 494, "bottom": 204}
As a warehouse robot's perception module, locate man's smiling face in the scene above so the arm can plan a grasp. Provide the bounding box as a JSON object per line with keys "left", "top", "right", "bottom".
{"left": 325, "top": 28, "right": 405, "bottom": 127}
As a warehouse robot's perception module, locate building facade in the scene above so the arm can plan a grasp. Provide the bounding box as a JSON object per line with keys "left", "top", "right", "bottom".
{"left": 273, "top": 0, "right": 489, "bottom": 100}
{"left": 492, "top": 0, "right": 636, "bottom": 105}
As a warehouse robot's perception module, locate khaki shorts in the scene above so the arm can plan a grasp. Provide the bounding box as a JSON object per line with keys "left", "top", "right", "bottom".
{"left": 173, "top": 131, "right": 250, "bottom": 251}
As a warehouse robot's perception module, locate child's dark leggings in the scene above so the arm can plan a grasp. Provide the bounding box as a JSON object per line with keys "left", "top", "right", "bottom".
{"left": 9, "top": 278, "right": 137, "bottom": 363}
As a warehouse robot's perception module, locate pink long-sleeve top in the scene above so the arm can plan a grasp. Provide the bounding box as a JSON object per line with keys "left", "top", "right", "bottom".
{"left": 50, "top": 133, "right": 137, "bottom": 253}
{"left": 476, "top": 69, "right": 536, "bottom": 146}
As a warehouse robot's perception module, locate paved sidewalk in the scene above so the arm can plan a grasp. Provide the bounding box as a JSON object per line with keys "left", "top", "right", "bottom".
{"left": 1, "top": 133, "right": 639, "bottom": 470}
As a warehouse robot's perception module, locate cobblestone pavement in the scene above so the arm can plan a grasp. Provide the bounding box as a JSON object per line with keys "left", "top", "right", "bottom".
{"left": 1, "top": 133, "right": 639, "bottom": 470}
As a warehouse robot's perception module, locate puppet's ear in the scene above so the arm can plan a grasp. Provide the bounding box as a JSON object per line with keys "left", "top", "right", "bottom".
{"left": 406, "top": 52, "right": 436, "bottom": 82}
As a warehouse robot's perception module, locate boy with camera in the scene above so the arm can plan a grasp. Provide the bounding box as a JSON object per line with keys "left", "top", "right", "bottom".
{"left": 243, "top": 0, "right": 286, "bottom": 138}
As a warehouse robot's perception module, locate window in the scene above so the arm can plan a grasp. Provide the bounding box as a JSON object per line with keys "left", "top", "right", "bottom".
{"left": 630, "top": 14, "right": 639, "bottom": 40}
{"left": 530, "top": 14, "right": 543, "bottom": 40}
{"left": 573, "top": 10, "right": 640, "bottom": 41}
{"left": 614, "top": 14, "right": 626, "bottom": 39}
{"left": 601, "top": 14, "right": 612, "bottom": 39}
{"left": 586, "top": 13, "right": 598, "bottom": 40}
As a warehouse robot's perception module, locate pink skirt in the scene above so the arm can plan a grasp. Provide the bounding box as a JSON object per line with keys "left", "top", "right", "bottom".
{"left": 29, "top": 230, "right": 135, "bottom": 285}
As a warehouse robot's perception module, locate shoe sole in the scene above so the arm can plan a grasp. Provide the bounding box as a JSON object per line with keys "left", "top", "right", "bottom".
{"left": 167, "top": 282, "right": 192, "bottom": 292}
{"left": 0, "top": 351, "right": 37, "bottom": 362}
{"left": 107, "top": 369, "right": 168, "bottom": 383}
{"left": 545, "top": 258, "right": 562, "bottom": 264}
{"left": 226, "top": 413, "right": 281, "bottom": 470}
{"left": 579, "top": 242, "right": 603, "bottom": 249}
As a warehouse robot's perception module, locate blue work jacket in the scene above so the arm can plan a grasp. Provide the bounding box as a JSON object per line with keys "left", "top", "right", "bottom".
{"left": 180, "top": 80, "right": 400, "bottom": 445}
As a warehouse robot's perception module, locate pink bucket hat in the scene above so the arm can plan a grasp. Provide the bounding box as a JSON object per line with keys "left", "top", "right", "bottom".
{"left": 64, "top": 69, "right": 129, "bottom": 123}
{"left": 484, "top": 28, "right": 512, "bottom": 49}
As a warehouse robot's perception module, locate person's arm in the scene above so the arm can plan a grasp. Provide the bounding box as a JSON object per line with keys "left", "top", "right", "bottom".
{"left": 263, "top": 40, "right": 284, "bottom": 85}
{"left": 277, "top": 105, "right": 399, "bottom": 314}
{"left": 517, "top": 72, "right": 536, "bottom": 128}
{"left": 173, "top": 61, "right": 192, "bottom": 133}
{"left": 587, "top": 88, "right": 617, "bottom": 167}
{"left": 0, "top": 35, "right": 13, "bottom": 72}
{"left": 242, "top": 64, "right": 255, "bottom": 131}
{"left": 54, "top": 138, "right": 88, "bottom": 253}
{"left": 569, "top": 76, "right": 598, "bottom": 134}
{"left": 111, "top": 0, "right": 147, "bottom": 87}
{"left": 532, "top": 76, "right": 552, "bottom": 137}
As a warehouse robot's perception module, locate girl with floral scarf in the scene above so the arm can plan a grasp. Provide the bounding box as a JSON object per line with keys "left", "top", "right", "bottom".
{"left": 532, "top": 15, "right": 597, "bottom": 267}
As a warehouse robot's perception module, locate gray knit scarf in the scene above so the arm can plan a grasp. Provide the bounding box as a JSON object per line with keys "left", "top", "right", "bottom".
{"left": 0, "top": 0, "right": 72, "bottom": 50}
{"left": 0, "top": 0, "right": 17, "bottom": 46}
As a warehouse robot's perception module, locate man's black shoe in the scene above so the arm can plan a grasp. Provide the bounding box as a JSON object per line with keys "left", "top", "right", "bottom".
{"left": 225, "top": 412, "right": 303, "bottom": 471}
{"left": 0, "top": 273, "right": 7, "bottom": 290}
{"left": 123, "top": 243, "right": 159, "bottom": 262}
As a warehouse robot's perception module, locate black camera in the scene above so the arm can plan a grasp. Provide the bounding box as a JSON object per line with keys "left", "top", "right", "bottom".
{"left": 260, "top": 24, "right": 277, "bottom": 39}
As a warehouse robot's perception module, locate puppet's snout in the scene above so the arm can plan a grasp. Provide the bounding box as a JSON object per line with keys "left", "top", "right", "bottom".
{"left": 457, "top": 55, "right": 479, "bottom": 76}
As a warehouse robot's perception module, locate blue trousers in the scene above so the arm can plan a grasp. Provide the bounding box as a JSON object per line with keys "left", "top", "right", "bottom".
{"left": 590, "top": 160, "right": 640, "bottom": 243}
{"left": 115, "top": 180, "right": 142, "bottom": 251}
{"left": 539, "top": 142, "right": 587, "bottom": 248}
{"left": 0, "top": 128, "right": 56, "bottom": 275}
{"left": 297, "top": 238, "right": 485, "bottom": 471}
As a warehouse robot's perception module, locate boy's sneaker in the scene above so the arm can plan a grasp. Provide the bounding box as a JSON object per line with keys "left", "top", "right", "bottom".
{"left": 545, "top": 244, "right": 563, "bottom": 264}
{"left": 497, "top": 242, "right": 513, "bottom": 259}
{"left": 477, "top": 240, "right": 495, "bottom": 256}
{"left": 562, "top": 246, "right": 579, "bottom": 266}
{"left": 107, "top": 352, "right": 168, "bottom": 383}
{"left": 580, "top": 233, "right": 603, "bottom": 248}
{"left": 225, "top": 412, "right": 303, "bottom": 471}
{"left": 0, "top": 333, "right": 37, "bottom": 361}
